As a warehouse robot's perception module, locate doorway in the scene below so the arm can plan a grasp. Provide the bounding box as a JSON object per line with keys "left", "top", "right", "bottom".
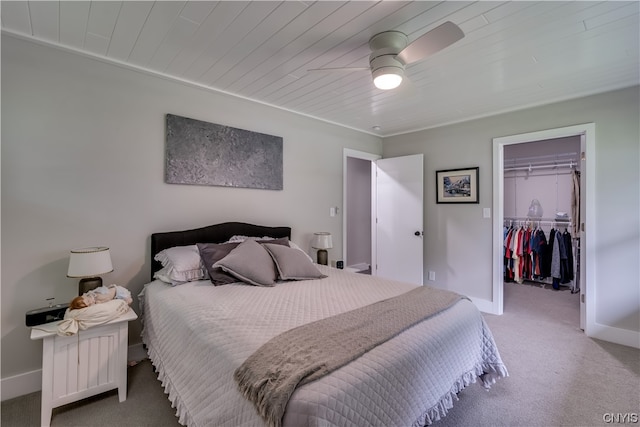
{"left": 343, "top": 149, "right": 379, "bottom": 274}
{"left": 492, "top": 123, "right": 595, "bottom": 335}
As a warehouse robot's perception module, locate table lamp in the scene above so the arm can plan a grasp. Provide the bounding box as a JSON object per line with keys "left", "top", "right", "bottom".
{"left": 67, "top": 247, "right": 113, "bottom": 295}
{"left": 311, "top": 232, "right": 332, "bottom": 265}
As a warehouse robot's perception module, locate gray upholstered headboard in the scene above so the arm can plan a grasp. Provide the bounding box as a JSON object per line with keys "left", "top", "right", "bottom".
{"left": 150, "top": 222, "right": 291, "bottom": 280}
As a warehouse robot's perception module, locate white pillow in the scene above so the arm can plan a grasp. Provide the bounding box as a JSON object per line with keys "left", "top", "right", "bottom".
{"left": 154, "top": 245, "right": 208, "bottom": 285}
{"left": 153, "top": 266, "right": 186, "bottom": 286}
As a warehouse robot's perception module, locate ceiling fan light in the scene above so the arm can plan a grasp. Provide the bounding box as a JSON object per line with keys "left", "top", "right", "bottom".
{"left": 372, "top": 67, "right": 404, "bottom": 90}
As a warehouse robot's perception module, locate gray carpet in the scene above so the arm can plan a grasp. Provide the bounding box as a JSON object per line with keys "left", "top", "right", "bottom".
{"left": 1, "top": 358, "right": 181, "bottom": 427}
{"left": 2, "top": 282, "right": 639, "bottom": 426}
{"left": 437, "top": 283, "right": 640, "bottom": 427}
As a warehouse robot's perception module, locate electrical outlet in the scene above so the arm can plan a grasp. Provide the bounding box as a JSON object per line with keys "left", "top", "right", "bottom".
{"left": 428, "top": 271, "right": 436, "bottom": 281}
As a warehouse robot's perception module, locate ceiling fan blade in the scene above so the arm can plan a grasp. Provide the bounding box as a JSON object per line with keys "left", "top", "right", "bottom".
{"left": 396, "top": 21, "right": 464, "bottom": 65}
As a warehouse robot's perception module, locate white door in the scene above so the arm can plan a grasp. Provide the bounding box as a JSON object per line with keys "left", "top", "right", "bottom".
{"left": 579, "top": 134, "right": 586, "bottom": 331}
{"left": 375, "top": 154, "right": 424, "bottom": 285}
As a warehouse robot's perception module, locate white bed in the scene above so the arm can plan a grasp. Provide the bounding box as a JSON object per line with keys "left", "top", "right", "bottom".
{"left": 140, "top": 222, "right": 507, "bottom": 427}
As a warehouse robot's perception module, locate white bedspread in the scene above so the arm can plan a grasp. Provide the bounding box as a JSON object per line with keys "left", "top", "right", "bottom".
{"left": 140, "top": 266, "right": 507, "bottom": 427}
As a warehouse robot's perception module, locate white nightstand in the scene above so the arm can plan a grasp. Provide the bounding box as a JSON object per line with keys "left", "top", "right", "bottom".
{"left": 30, "top": 308, "right": 137, "bottom": 427}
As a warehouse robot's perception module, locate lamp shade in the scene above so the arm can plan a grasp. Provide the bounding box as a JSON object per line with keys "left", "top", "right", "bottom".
{"left": 311, "top": 232, "right": 333, "bottom": 250}
{"left": 67, "top": 247, "right": 113, "bottom": 278}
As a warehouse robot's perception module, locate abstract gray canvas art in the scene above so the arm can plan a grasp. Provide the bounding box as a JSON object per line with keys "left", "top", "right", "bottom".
{"left": 165, "top": 114, "right": 283, "bottom": 190}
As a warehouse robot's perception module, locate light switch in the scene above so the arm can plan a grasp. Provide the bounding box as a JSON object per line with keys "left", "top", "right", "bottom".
{"left": 330, "top": 207, "right": 337, "bottom": 217}
{"left": 483, "top": 208, "right": 491, "bottom": 218}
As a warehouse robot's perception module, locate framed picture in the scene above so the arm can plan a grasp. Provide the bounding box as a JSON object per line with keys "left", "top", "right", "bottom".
{"left": 436, "top": 167, "right": 479, "bottom": 204}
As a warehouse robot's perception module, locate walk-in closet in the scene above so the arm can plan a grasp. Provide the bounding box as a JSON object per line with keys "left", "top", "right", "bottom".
{"left": 503, "top": 137, "right": 581, "bottom": 298}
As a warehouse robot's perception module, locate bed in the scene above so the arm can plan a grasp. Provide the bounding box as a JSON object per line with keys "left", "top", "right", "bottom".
{"left": 140, "top": 222, "right": 507, "bottom": 427}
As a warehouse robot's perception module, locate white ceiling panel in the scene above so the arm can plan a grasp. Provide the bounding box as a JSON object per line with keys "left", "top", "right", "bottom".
{"left": 1, "top": 0, "right": 638, "bottom": 136}
{"left": 84, "top": 1, "right": 121, "bottom": 55}
{"left": 164, "top": 1, "right": 247, "bottom": 76}
{"left": 127, "top": 1, "right": 185, "bottom": 66}
{"left": 147, "top": 15, "right": 200, "bottom": 71}
{"left": 107, "top": 1, "right": 154, "bottom": 61}
{"left": 28, "top": 1, "right": 59, "bottom": 40}
{"left": 59, "top": 1, "right": 90, "bottom": 49}
{"left": 1, "top": 1, "right": 31, "bottom": 34}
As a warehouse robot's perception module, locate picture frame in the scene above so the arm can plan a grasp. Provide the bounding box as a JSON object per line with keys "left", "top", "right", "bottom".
{"left": 436, "top": 167, "right": 479, "bottom": 204}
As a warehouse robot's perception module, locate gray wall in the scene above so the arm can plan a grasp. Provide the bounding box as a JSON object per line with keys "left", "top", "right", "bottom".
{"left": 383, "top": 86, "right": 640, "bottom": 335}
{"left": 1, "top": 35, "right": 381, "bottom": 381}
{"left": 346, "top": 157, "right": 372, "bottom": 268}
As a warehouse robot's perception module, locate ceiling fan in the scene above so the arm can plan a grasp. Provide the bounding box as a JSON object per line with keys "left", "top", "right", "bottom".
{"left": 309, "top": 21, "right": 464, "bottom": 90}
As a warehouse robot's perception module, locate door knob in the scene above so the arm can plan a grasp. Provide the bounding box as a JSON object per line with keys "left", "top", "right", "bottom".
{"left": 414, "top": 231, "right": 422, "bottom": 236}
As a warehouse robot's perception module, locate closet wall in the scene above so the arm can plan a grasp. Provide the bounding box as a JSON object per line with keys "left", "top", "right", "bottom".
{"left": 504, "top": 136, "right": 580, "bottom": 221}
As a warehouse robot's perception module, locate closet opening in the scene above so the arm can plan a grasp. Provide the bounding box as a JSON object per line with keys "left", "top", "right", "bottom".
{"left": 502, "top": 137, "right": 581, "bottom": 325}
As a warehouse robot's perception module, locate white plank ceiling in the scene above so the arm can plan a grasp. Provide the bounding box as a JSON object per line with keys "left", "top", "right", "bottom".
{"left": 2, "top": 1, "right": 638, "bottom": 136}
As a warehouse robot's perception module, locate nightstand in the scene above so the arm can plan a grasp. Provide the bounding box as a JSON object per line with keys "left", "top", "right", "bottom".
{"left": 30, "top": 308, "right": 137, "bottom": 427}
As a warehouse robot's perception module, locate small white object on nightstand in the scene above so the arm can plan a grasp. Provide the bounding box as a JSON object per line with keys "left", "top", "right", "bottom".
{"left": 30, "top": 309, "right": 137, "bottom": 427}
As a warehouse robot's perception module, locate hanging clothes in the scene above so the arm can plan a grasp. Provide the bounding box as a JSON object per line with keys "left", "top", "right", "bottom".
{"left": 532, "top": 228, "right": 549, "bottom": 280}
{"left": 503, "top": 226, "right": 513, "bottom": 282}
{"left": 551, "top": 229, "right": 561, "bottom": 288}
{"left": 551, "top": 228, "right": 574, "bottom": 289}
{"left": 545, "top": 228, "right": 556, "bottom": 279}
{"left": 512, "top": 227, "right": 523, "bottom": 284}
{"left": 561, "top": 229, "right": 574, "bottom": 284}
{"left": 504, "top": 223, "right": 575, "bottom": 290}
{"left": 504, "top": 224, "right": 543, "bottom": 284}
{"left": 571, "top": 170, "right": 581, "bottom": 236}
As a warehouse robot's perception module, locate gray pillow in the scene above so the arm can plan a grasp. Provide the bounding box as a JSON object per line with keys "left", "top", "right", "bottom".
{"left": 197, "top": 242, "right": 241, "bottom": 286}
{"left": 213, "top": 239, "right": 277, "bottom": 287}
{"left": 198, "top": 238, "right": 290, "bottom": 286}
{"left": 262, "top": 243, "right": 327, "bottom": 281}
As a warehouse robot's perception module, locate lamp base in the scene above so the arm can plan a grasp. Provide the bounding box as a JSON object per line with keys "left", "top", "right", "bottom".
{"left": 79, "top": 277, "right": 102, "bottom": 295}
{"left": 317, "top": 249, "right": 328, "bottom": 266}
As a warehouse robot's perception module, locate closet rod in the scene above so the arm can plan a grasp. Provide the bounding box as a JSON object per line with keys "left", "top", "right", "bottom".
{"left": 504, "top": 217, "right": 571, "bottom": 227}
{"left": 504, "top": 216, "right": 570, "bottom": 222}
{"left": 504, "top": 161, "right": 575, "bottom": 172}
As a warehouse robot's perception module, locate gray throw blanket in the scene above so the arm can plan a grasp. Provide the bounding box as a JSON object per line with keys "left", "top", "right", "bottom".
{"left": 234, "top": 285, "right": 466, "bottom": 427}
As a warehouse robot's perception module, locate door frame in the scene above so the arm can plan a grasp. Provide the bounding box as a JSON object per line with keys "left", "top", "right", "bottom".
{"left": 492, "top": 123, "right": 595, "bottom": 336}
{"left": 343, "top": 149, "right": 381, "bottom": 271}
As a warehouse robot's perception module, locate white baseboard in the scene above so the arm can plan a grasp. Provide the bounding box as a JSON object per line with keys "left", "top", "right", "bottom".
{"left": 587, "top": 322, "right": 640, "bottom": 349}
{"left": 0, "top": 369, "right": 41, "bottom": 402}
{"left": 1, "top": 343, "right": 149, "bottom": 402}
{"left": 469, "top": 296, "right": 496, "bottom": 314}
{"left": 471, "top": 297, "right": 639, "bottom": 349}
